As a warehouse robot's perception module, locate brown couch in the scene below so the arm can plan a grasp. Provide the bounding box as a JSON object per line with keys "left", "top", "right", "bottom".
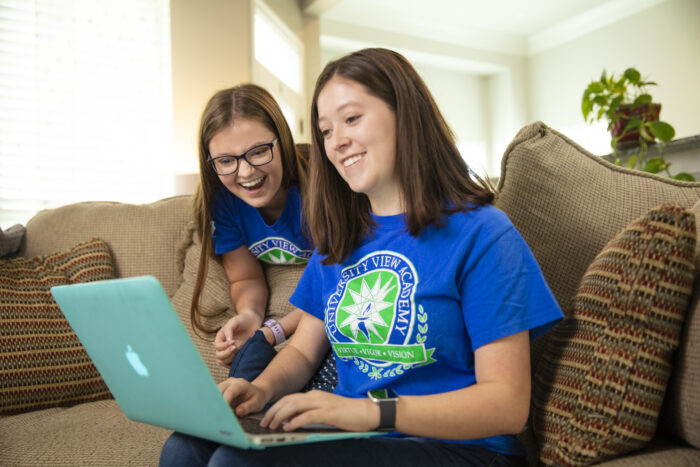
{"left": 1, "top": 122, "right": 698, "bottom": 466}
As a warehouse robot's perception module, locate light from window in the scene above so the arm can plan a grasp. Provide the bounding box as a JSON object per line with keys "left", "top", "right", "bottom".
{"left": 457, "top": 141, "right": 489, "bottom": 179}
{"left": 0, "top": 0, "right": 173, "bottom": 228}
{"left": 254, "top": 6, "right": 302, "bottom": 94}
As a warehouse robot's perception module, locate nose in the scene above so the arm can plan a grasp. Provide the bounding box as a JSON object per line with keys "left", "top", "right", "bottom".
{"left": 237, "top": 158, "right": 256, "bottom": 177}
{"left": 330, "top": 128, "right": 350, "bottom": 153}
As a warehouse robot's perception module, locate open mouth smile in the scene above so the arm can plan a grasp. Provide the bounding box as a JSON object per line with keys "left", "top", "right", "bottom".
{"left": 239, "top": 176, "right": 265, "bottom": 191}
{"left": 342, "top": 152, "right": 365, "bottom": 167}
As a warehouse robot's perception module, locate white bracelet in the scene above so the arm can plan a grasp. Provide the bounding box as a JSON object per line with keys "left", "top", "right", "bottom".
{"left": 263, "top": 319, "right": 285, "bottom": 345}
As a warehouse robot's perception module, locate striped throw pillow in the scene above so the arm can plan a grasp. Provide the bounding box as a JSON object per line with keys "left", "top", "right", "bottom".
{"left": 0, "top": 239, "right": 115, "bottom": 415}
{"left": 532, "top": 205, "right": 697, "bottom": 466}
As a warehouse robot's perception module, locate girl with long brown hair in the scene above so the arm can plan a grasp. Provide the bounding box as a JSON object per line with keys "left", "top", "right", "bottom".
{"left": 162, "top": 50, "right": 562, "bottom": 466}
{"left": 188, "top": 84, "right": 336, "bottom": 391}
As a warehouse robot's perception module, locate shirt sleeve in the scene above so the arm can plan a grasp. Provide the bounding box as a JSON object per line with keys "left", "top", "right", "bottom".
{"left": 211, "top": 190, "right": 245, "bottom": 255}
{"left": 460, "top": 225, "right": 563, "bottom": 351}
{"left": 289, "top": 250, "right": 324, "bottom": 320}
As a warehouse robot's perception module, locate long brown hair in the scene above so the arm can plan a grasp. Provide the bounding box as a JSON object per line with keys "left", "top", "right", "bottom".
{"left": 191, "top": 84, "right": 307, "bottom": 333}
{"left": 307, "top": 48, "right": 494, "bottom": 265}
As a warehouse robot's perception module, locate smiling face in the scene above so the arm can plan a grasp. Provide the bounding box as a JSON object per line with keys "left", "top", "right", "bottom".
{"left": 208, "top": 118, "right": 286, "bottom": 221}
{"left": 316, "top": 76, "right": 401, "bottom": 216}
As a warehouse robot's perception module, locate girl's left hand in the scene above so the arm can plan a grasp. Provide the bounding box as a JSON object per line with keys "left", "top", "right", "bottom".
{"left": 261, "top": 390, "right": 380, "bottom": 433}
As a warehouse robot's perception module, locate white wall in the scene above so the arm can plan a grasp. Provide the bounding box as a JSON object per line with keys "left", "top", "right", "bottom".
{"left": 528, "top": 0, "right": 700, "bottom": 155}
{"left": 415, "top": 67, "right": 491, "bottom": 177}
{"left": 170, "top": 0, "right": 254, "bottom": 175}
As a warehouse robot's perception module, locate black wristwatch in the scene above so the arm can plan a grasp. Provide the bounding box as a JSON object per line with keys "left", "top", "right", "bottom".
{"left": 367, "top": 388, "right": 399, "bottom": 432}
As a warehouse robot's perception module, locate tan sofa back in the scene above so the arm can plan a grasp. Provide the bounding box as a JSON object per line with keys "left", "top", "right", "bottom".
{"left": 20, "top": 196, "right": 193, "bottom": 296}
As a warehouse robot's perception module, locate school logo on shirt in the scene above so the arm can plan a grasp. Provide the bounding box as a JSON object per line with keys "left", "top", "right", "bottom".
{"left": 326, "top": 251, "right": 436, "bottom": 380}
{"left": 249, "top": 237, "right": 312, "bottom": 264}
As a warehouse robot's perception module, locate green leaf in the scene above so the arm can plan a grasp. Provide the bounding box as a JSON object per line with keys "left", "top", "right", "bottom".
{"left": 633, "top": 94, "right": 652, "bottom": 105}
{"left": 588, "top": 82, "right": 605, "bottom": 93}
{"left": 624, "top": 67, "right": 641, "bottom": 83}
{"left": 639, "top": 124, "right": 653, "bottom": 141}
{"left": 582, "top": 98, "right": 592, "bottom": 120}
{"left": 647, "top": 120, "right": 675, "bottom": 142}
{"left": 643, "top": 157, "right": 666, "bottom": 173}
{"left": 672, "top": 172, "right": 695, "bottom": 182}
{"left": 609, "top": 95, "right": 623, "bottom": 114}
{"left": 623, "top": 117, "right": 642, "bottom": 133}
{"left": 626, "top": 155, "right": 638, "bottom": 169}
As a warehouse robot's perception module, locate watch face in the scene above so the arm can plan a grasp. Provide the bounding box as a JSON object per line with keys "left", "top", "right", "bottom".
{"left": 368, "top": 388, "right": 399, "bottom": 400}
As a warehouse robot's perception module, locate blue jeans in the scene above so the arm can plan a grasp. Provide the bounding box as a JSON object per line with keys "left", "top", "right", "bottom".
{"left": 227, "top": 330, "right": 337, "bottom": 391}
{"left": 159, "top": 432, "right": 525, "bottom": 467}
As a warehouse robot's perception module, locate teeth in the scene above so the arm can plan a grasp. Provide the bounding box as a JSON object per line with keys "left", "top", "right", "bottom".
{"left": 240, "top": 176, "right": 264, "bottom": 188}
{"left": 343, "top": 154, "right": 364, "bottom": 167}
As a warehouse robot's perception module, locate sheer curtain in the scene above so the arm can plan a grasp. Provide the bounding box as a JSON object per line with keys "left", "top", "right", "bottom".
{"left": 0, "top": 0, "right": 173, "bottom": 228}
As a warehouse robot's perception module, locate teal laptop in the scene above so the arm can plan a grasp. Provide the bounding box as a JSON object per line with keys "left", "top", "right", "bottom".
{"left": 50, "top": 275, "right": 378, "bottom": 449}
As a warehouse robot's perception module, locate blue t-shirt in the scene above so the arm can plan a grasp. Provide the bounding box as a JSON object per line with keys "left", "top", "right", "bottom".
{"left": 211, "top": 185, "right": 313, "bottom": 264}
{"left": 289, "top": 204, "right": 563, "bottom": 455}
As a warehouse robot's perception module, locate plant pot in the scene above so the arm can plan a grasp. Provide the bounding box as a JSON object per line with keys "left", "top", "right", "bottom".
{"left": 610, "top": 103, "right": 661, "bottom": 143}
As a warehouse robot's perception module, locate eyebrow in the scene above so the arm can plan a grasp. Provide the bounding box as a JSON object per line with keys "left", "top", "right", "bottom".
{"left": 211, "top": 139, "right": 272, "bottom": 156}
{"left": 318, "top": 101, "right": 359, "bottom": 124}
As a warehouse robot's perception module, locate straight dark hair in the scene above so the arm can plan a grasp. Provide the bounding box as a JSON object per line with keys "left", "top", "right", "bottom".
{"left": 191, "top": 84, "right": 306, "bottom": 333}
{"left": 307, "top": 48, "right": 494, "bottom": 265}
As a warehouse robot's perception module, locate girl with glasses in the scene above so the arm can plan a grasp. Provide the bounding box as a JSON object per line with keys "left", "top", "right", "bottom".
{"left": 163, "top": 50, "right": 563, "bottom": 466}
{"left": 189, "top": 85, "right": 336, "bottom": 392}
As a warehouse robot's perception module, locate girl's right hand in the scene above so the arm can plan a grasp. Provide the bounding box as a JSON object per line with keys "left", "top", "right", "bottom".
{"left": 214, "top": 312, "right": 262, "bottom": 367}
{"left": 218, "top": 377, "right": 268, "bottom": 416}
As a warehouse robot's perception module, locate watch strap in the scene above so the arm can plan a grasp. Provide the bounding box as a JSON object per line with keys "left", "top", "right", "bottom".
{"left": 377, "top": 398, "right": 397, "bottom": 431}
{"left": 263, "top": 319, "right": 285, "bottom": 345}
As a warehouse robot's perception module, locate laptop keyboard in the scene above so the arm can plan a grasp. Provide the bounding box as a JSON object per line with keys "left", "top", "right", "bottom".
{"left": 239, "top": 414, "right": 338, "bottom": 435}
{"left": 239, "top": 415, "right": 285, "bottom": 434}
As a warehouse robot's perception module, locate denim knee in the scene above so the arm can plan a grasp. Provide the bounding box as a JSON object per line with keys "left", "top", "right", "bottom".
{"left": 159, "top": 432, "right": 218, "bottom": 467}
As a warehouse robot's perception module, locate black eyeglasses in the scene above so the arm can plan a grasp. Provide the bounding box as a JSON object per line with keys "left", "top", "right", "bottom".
{"left": 208, "top": 138, "right": 278, "bottom": 175}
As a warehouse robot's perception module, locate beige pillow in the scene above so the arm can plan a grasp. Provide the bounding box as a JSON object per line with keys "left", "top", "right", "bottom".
{"left": 170, "top": 222, "right": 305, "bottom": 382}
{"left": 532, "top": 205, "right": 696, "bottom": 465}
{"left": 0, "top": 239, "right": 115, "bottom": 415}
{"left": 494, "top": 122, "right": 700, "bottom": 462}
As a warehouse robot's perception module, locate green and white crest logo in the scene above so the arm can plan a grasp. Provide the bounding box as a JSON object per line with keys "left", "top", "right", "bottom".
{"left": 326, "top": 251, "right": 436, "bottom": 380}
{"left": 249, "top": 237, "right": 311, "bottom": 264}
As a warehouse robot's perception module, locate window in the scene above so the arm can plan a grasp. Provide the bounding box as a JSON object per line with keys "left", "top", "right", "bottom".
{"left": 254, "top": 2, "right": 301, "bottom": 94}
{"left": 0, "top": 0, "right": 172, "bottom": 228}
{"left": 253, "top": 1, "right": 304, "bottom": 141}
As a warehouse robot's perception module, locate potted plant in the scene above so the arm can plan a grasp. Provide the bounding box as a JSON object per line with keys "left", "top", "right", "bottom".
{"left": 582, "top": 67, "right": 694, "bottom": 181}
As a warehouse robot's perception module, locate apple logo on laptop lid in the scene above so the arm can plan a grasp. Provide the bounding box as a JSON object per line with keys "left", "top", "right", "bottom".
{"left": 125, "top": 345, "right": 149, "bottom": 377}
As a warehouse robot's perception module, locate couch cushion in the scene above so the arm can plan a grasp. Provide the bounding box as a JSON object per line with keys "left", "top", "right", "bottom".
{"left": 0, "top": 399, "right": 170, "bottom": 466}
{"left": 20, "top": 196, "right": 192, "bottom": 297}
{"left": 170, "top": 222, "right": 305, "bottom": 382}
{"left": 495, "top": 123, "right": 700, "bottom": 328}
{"left": 661, "top": 199, "right": 700, "bottom": 448}
{"left": 532, "top": 205, "right": 696, "bottom": 465}
{"left": 494, "top": 122, "right": 700, "bottom": 463}
{"left": 0, "top": 239, "right": 115, "bottom": 415}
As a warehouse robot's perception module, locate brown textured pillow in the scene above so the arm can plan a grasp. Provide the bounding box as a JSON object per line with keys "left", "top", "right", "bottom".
{"left": 532, "top": 205, "right": 696, "bottom": 466}
{"left": 662, "top": 199, "right": 700, "bottom": 448}
{"left": 0, "top": 239, "right": 115, "bottom": 415}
